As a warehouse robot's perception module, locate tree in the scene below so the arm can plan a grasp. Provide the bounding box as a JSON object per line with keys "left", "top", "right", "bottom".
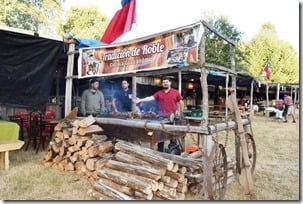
{"left": 0, "top": 0, "right": 63, "bottom": 35}
{"left": 59, "top": 6, "right": 108, "bottom": 40}
{"left": 243, "top": 23, "right": 299, "bottom": 83}
{"left": 203, "top": 15, "right": 244, "bottom": 70}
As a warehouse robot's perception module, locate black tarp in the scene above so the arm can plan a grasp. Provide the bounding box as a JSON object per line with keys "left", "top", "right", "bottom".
{"left": 0, "top": 29, "right": 63, "bottom": 109}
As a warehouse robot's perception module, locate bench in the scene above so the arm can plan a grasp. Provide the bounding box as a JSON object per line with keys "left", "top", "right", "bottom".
{"left": 0, "top": 140, "right": 24, "bottom": 170}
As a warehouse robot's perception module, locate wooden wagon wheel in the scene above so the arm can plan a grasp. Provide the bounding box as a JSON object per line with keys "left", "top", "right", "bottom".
{"left": 235, "top": 132, "right": 257, "bottom": 174}
{"left": 207, "top": 143, "right": 228, "bottom": 200}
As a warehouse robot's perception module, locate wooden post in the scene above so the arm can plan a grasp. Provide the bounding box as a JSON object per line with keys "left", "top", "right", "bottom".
{"left": 250, "top": 79, "right": 254, "bottom": 114}
{"left": 199, "top": 27, "right": 211, "bottom": 200}
{"left": 294, "top": 87, "right": 297, "bottom": 113}
{"left": 225, "top": 74, "right": 229, "bottom": 119}
{"left": 229, "top": 44, "right": 236, "bottom": 92}
{"left": 178, "top": 71, "right": 182, "bottom": 95}
{"left": 266, "top": 83, "right": 269, "bottom": 107}
{"left": 276, "top": 83, "right": 280, "bottom": 100}
{"left": 65, "top": 44, "right": 75, "bottom": 117}
{"left": 132, "top": 76, "right": 137, "bottom": 112}
{"left": 55, "top": 71, "right": 61, "bottom": 119}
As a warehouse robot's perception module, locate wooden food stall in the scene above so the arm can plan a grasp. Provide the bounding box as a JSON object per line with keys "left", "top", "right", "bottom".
{"left": 64, "top": 20, "right": 257, "bottom": 200}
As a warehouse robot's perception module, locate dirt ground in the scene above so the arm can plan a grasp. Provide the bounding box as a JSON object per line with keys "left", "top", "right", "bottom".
{"left": 0, "top": 112, "right": 300, "bottom": 200}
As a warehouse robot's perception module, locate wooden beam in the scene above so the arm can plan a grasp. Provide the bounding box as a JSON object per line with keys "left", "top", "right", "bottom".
{"left": 200, "top": 20, "right": 235, "bottom": 45}
{"left": 204, "top": 63, "right": 236, "bottom": 75}
{"left": 65, "top": 43, "right": 75, "bottom": 116}
{"left": 276, "top": 83, "right": 280, "bottom": 100}
{"left": 229, "top": 44, "right": 236, "bottom": 91}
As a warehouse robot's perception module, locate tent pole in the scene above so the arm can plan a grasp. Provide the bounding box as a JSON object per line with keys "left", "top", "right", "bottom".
{"left": 64, "top": 43, "right": 75, "bottom": 117}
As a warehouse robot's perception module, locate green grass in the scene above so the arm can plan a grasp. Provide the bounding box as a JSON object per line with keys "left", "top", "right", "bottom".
{"left": 0, "top": 112, "right": 299, "bottom": 200}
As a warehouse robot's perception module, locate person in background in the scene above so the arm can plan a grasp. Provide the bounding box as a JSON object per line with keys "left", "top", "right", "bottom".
{"left": 133, "top": 77, "right": 184, "bottom": 153}
{"left": 112, "top": 79, "right": 132, "bottom": 112}
{"left": 283, "top": 93, "right": 296, "bottom": 123}
{"left": 80, "top": 78, "right": 105, "bottom": 116}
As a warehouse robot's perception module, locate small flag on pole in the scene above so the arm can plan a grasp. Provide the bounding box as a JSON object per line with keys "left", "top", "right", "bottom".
{"left": 262, "top": 61, "right": 271, "bottom": 80}
{"left": 100, "top": 0, "right": 136, "bottom": 44}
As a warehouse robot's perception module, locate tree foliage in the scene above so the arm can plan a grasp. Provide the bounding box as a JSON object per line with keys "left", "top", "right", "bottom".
{"left": 204, "top": 15, "right": 244, "bottom": 70}
{"left": 59, "top": 6, "right": 108, "bottom": 40}
{"left": 243, "top": 23, "right": 299, "bottom": 83}
{"left": 0, "top": 0, "right": 63, "bottom": 35}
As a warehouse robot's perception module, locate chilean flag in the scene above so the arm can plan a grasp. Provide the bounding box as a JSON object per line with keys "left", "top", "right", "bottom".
{"left": 262, "top": 61, "right": 271, "bottom": 80}
{"left": 100, "top": 0, "right": 136, "bottom": 44}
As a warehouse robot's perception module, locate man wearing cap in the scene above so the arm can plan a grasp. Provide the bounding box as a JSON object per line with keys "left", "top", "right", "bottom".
{"left": 81, "top": 79, "right": 105, "bottom": 116}
{"left": 133, "top": 77, "right": 184, "bottom": 153}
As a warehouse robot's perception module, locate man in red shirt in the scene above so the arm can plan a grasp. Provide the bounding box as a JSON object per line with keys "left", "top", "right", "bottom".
{"left": 134, "top": 77, "right": 184, "bottom": 152}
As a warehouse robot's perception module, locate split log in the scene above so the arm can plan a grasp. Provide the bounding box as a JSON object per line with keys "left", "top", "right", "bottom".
{"left": 69, "top": 152, "right": 80, "bottom": 163}
{"left": 68, "top": 135, "right": 79, "bottom": 145}
{"left": 44, "top": 150, "right": 53, "bottom": 161}
{"left": 53, "top": 155, "right": 63, "bottom": 164}
{"left": 54, "top": 123, "right": 62, "bottom": 131}
{"left": 105, "top": 159, "right": 162, "bottom": 180}
{"left": 178, "top": 166, "right": 187, "bottom": 174}
{"left": 176, "top": 192, "right": 185, "bottom": 200}
{"left": 176, "top": 181, "right": 188, "bottom": 193}
{"left": 161, "top": 176, "right": 171, "bottom": 184}
{"left": 78, "top": 125, "right": 103, "bottom": 136}
{"left": 98, "top": 177, "right": 134, "bottom": 196}
{"left": 115, "top": 141, "right": 174, "bottom": 170}
{"left": 55, "top": 131, "right": 64, "bottom": 140}
{"left": 88, "top": 141, "right": 113, "bottom": 157}
{"left": 157, "top": 181, "right": 164, "bottom": 191}
{"left": 62, "top": 128, "right": 72, "bottom": 139}
{"left": 68, "top": 145, "right": 80, "bottom": 153}
{"left": 134, "top": 191, "right": 153, "bottom": 200}
{"left": 163, "top": 178, "right": 178, "bottom": 188}
{"left": 97, "top": 168, "right": 153, "bottom": 194}
{"left": 162, "top": 185, "right": 176, "bottom": 197}
{"left": 95, "top": 153, "right": 114, "bottom": 169}
{"left": 154, "top": 190, "right": 176, "bottom": 200}
{"left": 87, "top": 188, "right": 114, "bottom": 200}
{"left": 65, "top": 162, "right": 74, "bottom": 171}
{"left": 93, "top": 180, "right": 134, "bottom": 200}
{"left": 165, "top": 170, "right": 184, "bottom": 182}
{"left": 79, "top": 115, "right": 96, "bottom": 128}
{"left": 51, "top": 143, "right": 60, "bottom": 153}
{"left": 171, "top": 163, "right": 179, "bottom": 172}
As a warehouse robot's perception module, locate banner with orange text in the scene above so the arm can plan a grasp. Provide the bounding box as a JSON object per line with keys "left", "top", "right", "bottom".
{"left": 78, "top": 22, "right": 204, "bottom": 78}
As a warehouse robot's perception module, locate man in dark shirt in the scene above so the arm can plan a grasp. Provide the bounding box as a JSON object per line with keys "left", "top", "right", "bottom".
{"left": 112, "top": 79, "right": 132, "bottom": 112}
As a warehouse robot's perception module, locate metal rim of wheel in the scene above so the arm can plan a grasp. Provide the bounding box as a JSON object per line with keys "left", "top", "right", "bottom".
{"left": 235, "top": 132, "right": 257, "bottom": 174}
{"left": 207, "top": 144, "right": 228, "bottom": 200}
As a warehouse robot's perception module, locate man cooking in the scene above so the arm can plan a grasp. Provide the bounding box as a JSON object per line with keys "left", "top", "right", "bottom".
{"left": 133, "top": 76, "right": 184, "bottom": 153}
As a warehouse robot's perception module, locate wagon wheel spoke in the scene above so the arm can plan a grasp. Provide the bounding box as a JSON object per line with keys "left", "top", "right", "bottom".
{"left": 236, "top": 133, "right": 257, "bottom": 174}
{"left": 207, "top": 144, "right": 228, "bottom": 200}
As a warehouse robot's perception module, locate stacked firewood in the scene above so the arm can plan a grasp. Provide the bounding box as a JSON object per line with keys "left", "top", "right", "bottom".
{"left": 42, "top": 115, "right": 114, "bottom": 182}
{"left": 89, "top": 139, "right": 203, "bottom": 200}
{"left": 181, "top": 149, "right": 236, "bottom": 194}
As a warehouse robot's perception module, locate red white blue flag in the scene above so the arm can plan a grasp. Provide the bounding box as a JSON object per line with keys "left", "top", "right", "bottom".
{"left": 100, "top": 0, "right": 136, "bottom": 44}
{"left": 262, "top": 61, "right": 271, "bottom": 80}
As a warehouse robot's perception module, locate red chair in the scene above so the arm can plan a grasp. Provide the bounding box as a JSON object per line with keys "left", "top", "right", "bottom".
{"left": 14, "top": 111, "right": 30, "bottom": 141}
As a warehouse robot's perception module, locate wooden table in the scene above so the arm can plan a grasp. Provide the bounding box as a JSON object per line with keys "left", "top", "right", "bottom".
{"left": 0, "top": 120, "right": 24, "bottom": 170}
